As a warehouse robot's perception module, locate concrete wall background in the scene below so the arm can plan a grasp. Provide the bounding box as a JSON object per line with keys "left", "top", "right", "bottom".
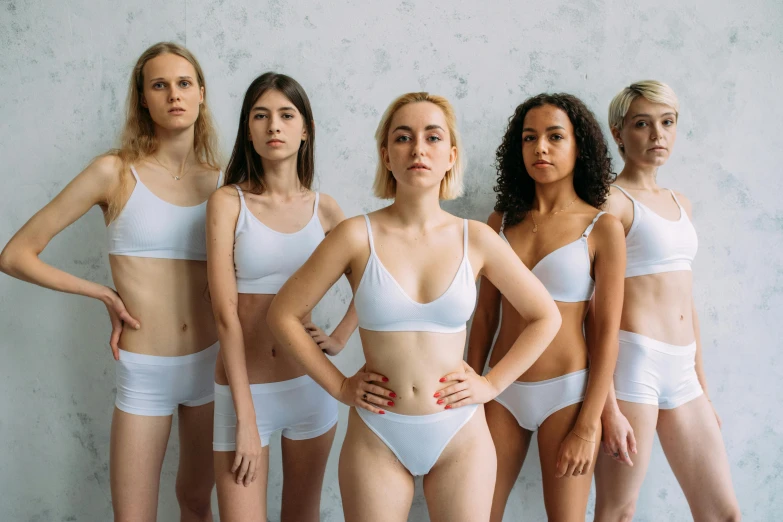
{"left": 1, "top": 0, "right": 781, "bottom": 520}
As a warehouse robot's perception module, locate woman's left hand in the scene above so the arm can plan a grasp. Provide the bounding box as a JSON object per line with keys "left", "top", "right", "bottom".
{"left": 434, "top": 361, "right": 499, "bottom": 409}
{"left": 555, "top": 430, "right": 596, "bottom": 478}
{"left": 304, "top": 321, "right": 345, "bottom": 356}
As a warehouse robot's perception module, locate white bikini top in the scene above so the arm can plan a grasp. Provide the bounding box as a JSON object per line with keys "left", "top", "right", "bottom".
{"left": 354, "top": 215, "right": 476, "bottom": 333}
{"left": 233, "top": 186, "right": 325, "bottom": 294}
{"left": 500, "top": 212, "right": 604, "bottom": 303}
{"left": 613, "top": 186, "right": 698, "bottom": 278}
{"left": 107, "top": 166, "right": 222, "bottom": 260}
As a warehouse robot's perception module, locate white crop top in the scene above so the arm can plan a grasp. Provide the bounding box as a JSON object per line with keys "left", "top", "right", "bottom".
{"left": 613, "top": 186, "right": 698, "bottom": 278}
{"left": 233, "top": 186, "right": 325, "bottom": 294}
{"left": 107, "top": 166, "right": 222, "bottom": 260}
{"left": 354, "top": 215, "right": 477, "bottom": 333}
{"left": 500, "top": 212, "right": 605, "bottom": 303}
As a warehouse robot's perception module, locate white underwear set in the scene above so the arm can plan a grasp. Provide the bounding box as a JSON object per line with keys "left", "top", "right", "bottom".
{"left": 107, "top": 166, "right": 222, "bottom": 416}
{"left": 212, "top": 186, "right": 338, "bottom": 451}
{"left": 352, "top": 215, "right": 478, "bottom": 476}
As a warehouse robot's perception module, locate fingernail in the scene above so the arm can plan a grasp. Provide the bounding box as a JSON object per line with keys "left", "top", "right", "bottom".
{"left": 387, "top": 401, "right": 394, "bottom": 406}
{"left": 379, "top": 410, "right": 385, "bottom": 414}
{"left": 382, "top": 377, "right": 389, "bottom": 382}
{"left": 444, "top": 405, "right": 451, "bottom": 409}
{"left": 433, "top": 392, "right": 440, "bottom": 398}
{"left": 439, "top": 377, "right": 446, "bottom": 383}
{"left": 437, "top": 399, "right": 444, "bottom": 405}
{"left": 389, "top": 392, "right": 397, "bottom": 398}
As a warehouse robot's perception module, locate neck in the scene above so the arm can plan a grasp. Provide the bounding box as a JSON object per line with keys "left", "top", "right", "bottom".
{"left": 616, "top": 160, "right": 660, "bottom": 190}
{"left": 152, "top": 125, "right": 198, "bottom": 174}
{"left": 388, "top": 184, "right": 444, "bottom": 228}
{"left": 533, "top": 176, "right": 578, "bottom": 213}
{"left": 260, "top": 155, "right": 303, "bottom": 196}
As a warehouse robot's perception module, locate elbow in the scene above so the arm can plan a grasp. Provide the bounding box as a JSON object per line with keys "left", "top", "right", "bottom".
{"left": 213, "top": 308, "right": 241, "bottom": 334}
{"left": 0, "top": 244, "right": 21, "bottom": 277}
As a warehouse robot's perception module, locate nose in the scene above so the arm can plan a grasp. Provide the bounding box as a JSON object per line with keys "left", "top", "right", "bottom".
{"left": 535, "top": 136, "right": 548, "bottom": 156}
{"left": 168, "top": 86, "right": 181, "bottom": 102}
{"left": 411, "top": 136, "right": 426, "bottom": 157}
{"left": 651, "top": 121, "right": 665, "bottom": 140}
{"left": 267, "top": 114, "right": 281, "bottom": 134}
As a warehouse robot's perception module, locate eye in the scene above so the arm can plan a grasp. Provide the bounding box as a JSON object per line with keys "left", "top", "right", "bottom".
{"left": 427, "top": 135, "right": 442, "bottom": 142}
{"left": 282, "top": 113, "right": 295, "bottom": 119}
{"left": 395, "top": 135, "right": 411, "bottom": 143}
{"left": 635, "top": 121, "right": 648, "bottom": 128}
{"left": 550, "top": 134, "right": 563, "bottom": 141}
{"left": 153, "top": 82, "right": 165, "bottom": 89}
{"left": 522, "top": 135, "right": 535, "bottom": 142}
{"left": 179, "top": 80, "right": 191, "bottom": 88}
{"left": 253, "top": 113, "right": 267, "bottom": 120}
{"left": 663, "top": 118, "right": 675, "bottom": 126}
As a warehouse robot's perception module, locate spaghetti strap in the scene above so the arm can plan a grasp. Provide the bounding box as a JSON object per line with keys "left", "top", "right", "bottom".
{"left": 612, "top": 185, "right": 634, "bottom": 201}
{"left": 499, "top": 212, "right": 506, "bottom": 234}
{"left": 582, "top": 211, "right": 605, "bottom": 238}
{"left": 362, "top": 214, "right": 375, "bottom": 253}
{"left": 313, "top": 192, "right": 320, "bottom": 214}
{"left": 216, "top": 171, "right": 224, "bottom": 188}
{"left": 233, "top": 184, "right": 246, "bottom": 207}
{"left": 669, "top": 189, "right": 684, "bottom": 209}
{"left": 463, "top": 219, "right": 469, "bottom": 255}
{"left": 129, "top": 165, "right": 141, "bottom": 182}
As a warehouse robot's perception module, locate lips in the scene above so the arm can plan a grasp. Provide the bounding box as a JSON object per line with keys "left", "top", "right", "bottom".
{"left": 266, "top": 139, "right": 285, "bottom": 145}
{"left": 533, "top": 160, "right": 552, "bottom": 166}
{"left": 408, "top": 163, "right": 430, "bottom": 170}
{"left": 169, "top": 107, "right": 185, "bottom": 114}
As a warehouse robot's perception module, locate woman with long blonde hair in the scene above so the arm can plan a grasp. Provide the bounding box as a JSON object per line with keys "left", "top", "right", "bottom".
{"left": 0, "top": 42, "right": 223, "bottom": 521}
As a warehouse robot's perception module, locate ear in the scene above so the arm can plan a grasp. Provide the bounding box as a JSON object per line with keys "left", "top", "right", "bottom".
{"left": 141, "top": 94, "right": 148, "bottom": 109}
{"left": 610, "top": 126, "right": 623, "bottom": 146}
{"left": 381, "top": 146, "right": 391, "bottom": 172}
{"left": 302, "top": 119, "right": 313, "bottom": 142}
{"left": 448, "top": 145, "right": 457, "bottom": 171}
{"left": 199, "top": 85, "right": 205, "bottom": 105}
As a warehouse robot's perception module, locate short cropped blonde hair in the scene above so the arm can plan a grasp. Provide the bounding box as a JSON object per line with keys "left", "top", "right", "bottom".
{"left": 608, "top": 80, "right": 680, "bottom": 132}
{"left": 373, "top": 92, "right": 464, "bottom": 200}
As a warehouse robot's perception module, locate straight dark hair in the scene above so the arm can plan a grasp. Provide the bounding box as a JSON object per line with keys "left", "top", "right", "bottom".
{"left": 224, "top": 72, "right": 315, "bottom": 192}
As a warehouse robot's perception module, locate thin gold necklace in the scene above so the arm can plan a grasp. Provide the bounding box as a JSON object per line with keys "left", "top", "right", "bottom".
{"left": 151, "top": 153, "right": 192, "bottom": 181}
{"left": 529, "top": 196, "right": 577, "bottom": 233}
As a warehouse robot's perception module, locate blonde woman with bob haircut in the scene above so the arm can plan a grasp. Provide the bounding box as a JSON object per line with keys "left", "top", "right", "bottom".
{"left": 0, "top": 42, "right": 223, "bottom": 521}
{"left": 592, "top": 80, "right": 740, "bottom": 521}
{"left": 267, "top": 92, "right": 561, "bottom": 521}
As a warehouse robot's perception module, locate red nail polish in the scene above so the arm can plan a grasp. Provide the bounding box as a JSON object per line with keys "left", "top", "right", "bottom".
{"left": 389, "top": 392, "right": 397, "bottom": 398}
{"left": 379, "top": 410, "right": 385, "bottom": 414}
{"left": 433, "top": 392, "right": 440, "bottom": 398}
{"left": 445, "top": 405, "right": 451, "bottom": 409}
{"left": 437, "top": 399, "right": 444, "bottom": 405}
{"left": 388, "top": 401, "right": 394, "bottom": 406}
{"left": 382, "top": 377, "right": 389, "bottom": 382}
{"left": 439, "top": 377, "right": 446, "bottom": 383}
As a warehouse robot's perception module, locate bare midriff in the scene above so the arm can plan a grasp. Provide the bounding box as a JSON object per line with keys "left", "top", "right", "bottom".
{"left": 621, "top": 271, "right": 694, "bottom": 345}
{"left": 214, "top": 293, "right": 307, "bottom": 385}
{"left": 360, "top": 329, "right": 467, "bottom": 415}
{"left": 110, "top": 256, "right": 217, "bottom": 356}
{"left": 489, "top": 297, "right": 589, "bottom": 383}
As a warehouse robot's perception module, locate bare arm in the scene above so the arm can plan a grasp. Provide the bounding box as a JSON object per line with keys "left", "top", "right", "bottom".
{"left": 465, "top": 212, "right": 503, "bottom": 374}
{"left": 0, "top": 155, "right": 140, "bottom": 357}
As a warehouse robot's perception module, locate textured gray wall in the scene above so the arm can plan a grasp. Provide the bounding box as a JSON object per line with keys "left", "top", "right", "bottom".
{"left": 1, "top": 1, "right": 781, "bottom": 520}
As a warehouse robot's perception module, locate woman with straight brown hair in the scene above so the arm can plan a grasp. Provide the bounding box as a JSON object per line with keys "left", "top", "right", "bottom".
{"left": 0, "top": 42, "right": 222, "bottom": 521}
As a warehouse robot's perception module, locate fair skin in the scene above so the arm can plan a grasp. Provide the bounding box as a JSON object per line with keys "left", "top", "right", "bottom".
{"left": 267, "top": 100, "right": 562, "bottom": 522}
{"left": 592, "top": 96, "right": 741, "bottom": 521}
{"left": 467, "top": 105, "right": 626, "bottom": 521}
{"left": 0, "top": 53, "right": 218, "bottom": 521}
{"left": 207, "top": 88, "right": 355, "bottom": 522}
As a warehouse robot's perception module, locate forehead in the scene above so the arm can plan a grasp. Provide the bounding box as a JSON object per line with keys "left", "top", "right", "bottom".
{"left": 522, "top": 104, "right": 573, "bottom": 130}
{"left": 143, "top": 53, "right": 197, "bottom": 81}
{"left": 390, "top": 101, "right": 448, "bottom": 129}
{"left": 627, "top": 96, "right": 676, "bottom": 117}
{"left": 253, "top": 88, "right": 298, "bottom": 111}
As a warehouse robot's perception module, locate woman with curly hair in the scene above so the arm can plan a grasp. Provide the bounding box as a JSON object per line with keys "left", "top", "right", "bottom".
{"left": 593, "top": 81, "right": 740, "bottom": 521}
{"left": 467, "top": 93, "right": 626, "bottom": 521}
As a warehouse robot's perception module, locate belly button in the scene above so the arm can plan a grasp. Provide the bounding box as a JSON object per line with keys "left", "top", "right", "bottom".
{"left": 271, "top": 348, "right": 276, "bottom": 357}
{"left": 181, "top": 323, "right": 188, "bottom": 332}
{"left": 680, "top": 315, "right": 684, "bottom": 320}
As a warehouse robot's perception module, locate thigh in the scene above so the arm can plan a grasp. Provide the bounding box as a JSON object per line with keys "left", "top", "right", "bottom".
{"left": 423, "top": 406, "right": 497, "bottom": 522}
{"left": 176, "top": 402, "right": 216, "bottom": 507}
{"left": 657, "top": 395, "right": 740, "bottom": 521}
{"left": 485, "top": 400, "right": 533, "bottom": 522}
{"left": 593, "top": 401, "right": 658, "bottom": 520}
{"left": 338, "top": 408, "right": 415, "bottom": 522}
{"left": 280, "top": 425, "right": 337, "bottom": 522}
{"left": 537, "top": 402, "right": 598, "bottom": 522}
{"left": 110, "top": 407, "right": 173, "bottom": 522}
{"left": 214, "top": 447, "right": 270, "bottom": 522}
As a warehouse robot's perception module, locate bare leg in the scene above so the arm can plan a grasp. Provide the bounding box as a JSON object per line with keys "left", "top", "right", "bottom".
{"left": 538, "top": 403, "right": 600, "bottom": 522}
{"left": 214, "top": 446, "right": 270, "bottom": 522}
{"left": 485, "top": 400, "right": 533, "bottom": 522}
{"left": 176, "top": 402, "right": 216, "bottom": 522}
{"left": 280, "top": 425, "right": 337, "bottom": 522}
{"left": 110, "top": 407, "right": 173, "bottom": 522}
{"left": 338, "top": 408, "right": 415, "bottom": 522}
{"left": 657, "top": 395, "right": 741, "bottom": 522}
{"left": 423, "top": 406, "right": 497, "bottom": 522}
{"left": 593, "top": 401, "right": 659, "bottom": 522}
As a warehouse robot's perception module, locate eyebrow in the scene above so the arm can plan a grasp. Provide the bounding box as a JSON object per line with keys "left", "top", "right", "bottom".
{"left": 630, "top": 112, "right": 677, "bottom": 118}
{"left": 251, "top": 106, "right": 297, "bottom": 112}
{"left": 522, "top": 125, "right": 566, "bottom": 132}
{"left": 392, "top": 124, "right": 445, "bottom": 133}
{"left": 149, "top": 76, "right": 195, "bottom": 83}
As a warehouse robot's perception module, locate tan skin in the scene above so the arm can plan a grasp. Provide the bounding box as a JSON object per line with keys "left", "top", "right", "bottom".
{"left": 267, "top": 100, "right": 562, "bottom": 522}
{"left": 0, "top": 53, "right": 219, "bottom": 521}
{"left": 207, "top": 88, "right": 355, "bottom": 522}
{"left": 467, "top": 105, "right": 626, "bottom": 522}
{"left": 592, "top": 96, "right": 741, "bottom": 522}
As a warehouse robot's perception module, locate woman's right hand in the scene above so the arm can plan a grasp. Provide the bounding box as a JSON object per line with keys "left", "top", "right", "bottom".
{"left": 601, "top": 407, "right": 637, "bottom": 466}
{"left": 100, "top": 287, "right": 140, "bottom": 360}
{"left": 232, "top": 419, "right": 263, "bottom": 486}
{"left": 338, "top": 366, "right": 396, "bottom": 414}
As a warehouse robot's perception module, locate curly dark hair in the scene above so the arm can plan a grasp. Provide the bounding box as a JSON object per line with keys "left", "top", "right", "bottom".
{"left": 494, "top": 93, "right": 613, "bottom": 227}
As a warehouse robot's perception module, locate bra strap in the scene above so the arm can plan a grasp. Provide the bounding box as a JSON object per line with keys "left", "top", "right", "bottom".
{"left": 216, "top": 170, "right": 224, "bottom": 188}
{"left": 233, "top": 185, "right": 246, "bottom": 207}
{"left": 362, "top": 214, "right": 376, "bottom": 253}
{"left": 313, "top": 192, "right": 320, "bottom": 214}
{"left": 612, "top": 185, "right": 635, "bottom": 202}
{"left": 463, "top": 219, "right": 469, "bottom": 256}
{"left": 668, "top": 189, "right": 684, "bottom": 210}
{"left": 129, "top": 165, "right": 141, "bottom": 182}
{"left": 582, "top": 211, "right": 605, "bottom": 238}
{"left": 499, "top": 212, "right": 506, "bottom": 234}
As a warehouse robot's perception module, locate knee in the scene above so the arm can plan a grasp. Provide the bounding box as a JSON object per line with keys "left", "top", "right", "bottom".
{"left": 595, "top": 501, "right": 636, "bottom": 522}
{"left": 175, "top": 483, "right": 212, "bottom": 519}
{"left": 719, "top": 505, "right": 742, "bottom": 522}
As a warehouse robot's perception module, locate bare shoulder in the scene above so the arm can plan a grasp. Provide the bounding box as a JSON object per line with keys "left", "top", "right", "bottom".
{"left": 468, "top": 218, "right": 503, "bottom": 247}
{"left": 486, "top": 210, "right": 503, "bottom": 233}
{"left": 327, "top": 214, "right": 370, "bottom": 249}
{"left": 592, "top": 211, "right": 625, "bottom": 243}
{"left": 207, "top": 184, "right": 241, "bottom": 215}
{"left": 83, "top": 154, "right": 123, "bottom": 187}
{"left": 316, "top": 192, "right": 348, "bottom": 231}
{"left": 672, "top": 190, "right": 693, "bottom": 216}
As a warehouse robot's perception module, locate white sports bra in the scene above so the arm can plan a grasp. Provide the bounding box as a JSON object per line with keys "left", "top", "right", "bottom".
{"left": 107, "top": 165, "right": 222, "bottom": 260}
{"left": 500, "top": 212, "right": 604, "bottom": 303}
{"left": 233, "top": 186, "right": 325, "bottom": 294}
{"left": 354, "top": 215, "right": 476, "bottom": 333}
{"left": 613, "top": 186, "right": 698, "bottom": 278}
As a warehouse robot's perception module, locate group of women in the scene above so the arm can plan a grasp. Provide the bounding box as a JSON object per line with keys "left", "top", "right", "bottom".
{"left": 0, "top": 41, "right": 741, "bottom": 522}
